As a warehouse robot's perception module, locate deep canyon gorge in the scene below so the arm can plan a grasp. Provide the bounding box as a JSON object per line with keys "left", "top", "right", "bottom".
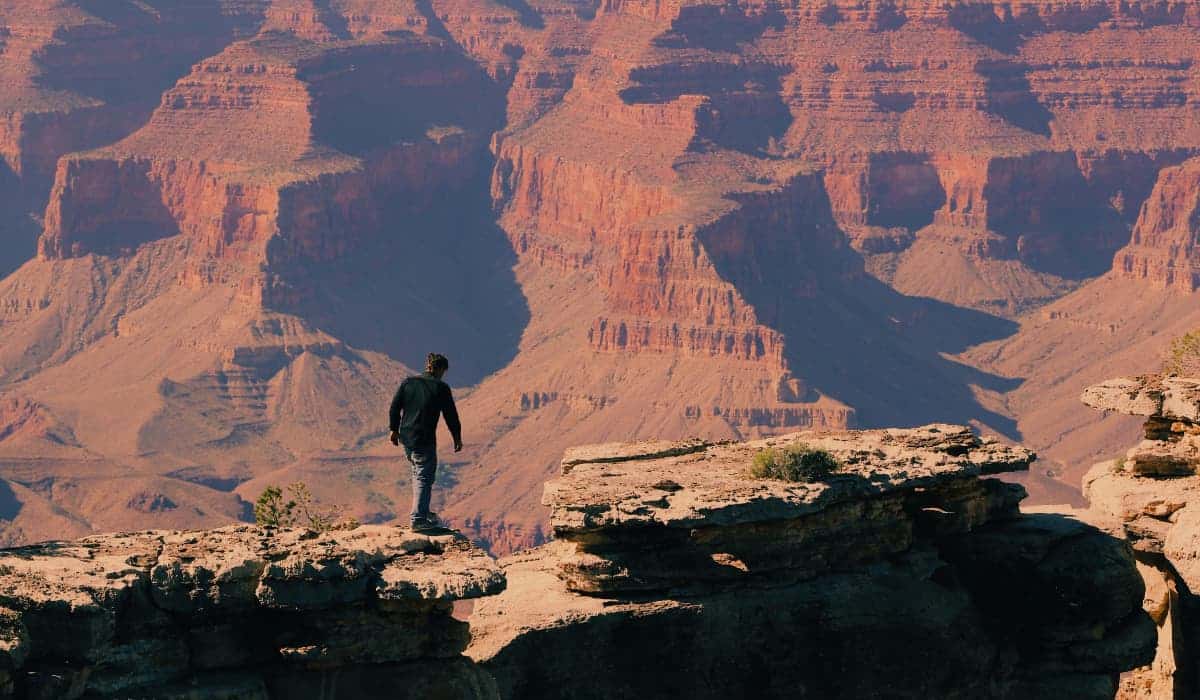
{"left": 0, "top": 0, "right": 1198, "bottom": 568}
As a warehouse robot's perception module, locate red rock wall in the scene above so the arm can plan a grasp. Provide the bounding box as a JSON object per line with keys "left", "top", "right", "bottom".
{"left": 11, "top": 0, "right": 1200, "bottom": 554}
{"left": 36, "top": 31, "right": 493, "bottom": 307}
{"left": 0, "top": 1, "right": 270, "bottom": 242}
{"left": 1115, "top": 157, "right": 1200, "bottom": 291}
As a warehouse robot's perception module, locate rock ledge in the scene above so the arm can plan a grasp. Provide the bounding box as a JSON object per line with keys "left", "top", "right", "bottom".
{"left": 546, "top": 424, "right": 1033, "bottom": 594}
{"left": 0, "top": 524, "right": 504, "bottom": 699}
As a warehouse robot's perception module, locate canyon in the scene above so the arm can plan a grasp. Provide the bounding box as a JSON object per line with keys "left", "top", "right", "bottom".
{"left": 0, "top": 0, "right": 1199, "bottom": 556}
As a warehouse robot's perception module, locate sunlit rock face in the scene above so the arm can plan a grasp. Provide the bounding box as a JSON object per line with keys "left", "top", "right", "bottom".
{"left": 3, "top": 0, "right": 1200, "bottom": 555}
{"left": 0, "top": 524, "right": 505, "bottom": 699}
{"left": 469, "top": 425, "right": 1155, "bottom": 700}
{"left": 1082, "top": 375, "right": 1200, "bottom": 699}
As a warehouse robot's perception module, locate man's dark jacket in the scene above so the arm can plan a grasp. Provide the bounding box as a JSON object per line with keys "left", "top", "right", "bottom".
{"left": 389, "top": 373, "right": 462, "bottom": 450}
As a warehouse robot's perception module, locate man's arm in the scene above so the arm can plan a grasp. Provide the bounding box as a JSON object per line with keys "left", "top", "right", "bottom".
{"left": 441, "top": 384, "right": 463, "bottom": 452}
{"left": 388, "top": 381, "right": 407, "bottom": 446}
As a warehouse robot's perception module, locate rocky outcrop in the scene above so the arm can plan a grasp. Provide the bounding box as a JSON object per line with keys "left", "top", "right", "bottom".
{"left": 469, "top": 424, "right": 1155, "bottom": 699}
{"left": 1082, "top": 375, "right": 1200, "bottom": 698}
{"left": 0, "top": 524, "right": 505, "bottom": 699}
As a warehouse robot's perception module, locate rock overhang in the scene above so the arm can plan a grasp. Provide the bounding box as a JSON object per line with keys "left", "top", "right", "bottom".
{"left": 546, "top": 423, "right": 1035, "bottom": 534}
{"left": 544, "top": 424, "right": 1035, "bottom": 596}
{"left": 1082, "top": 375, "right": 1200, "bottom": 422}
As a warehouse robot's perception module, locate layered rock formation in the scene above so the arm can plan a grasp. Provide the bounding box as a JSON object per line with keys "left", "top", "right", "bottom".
{"left": 1114, "top": 158, "right": 1200, "bottom": 293}
{"left": 4, "top": 0, "right": 1200, "bottom": 554}
{"left": 0, "top": 524, "right": 504, "bottom": 699}
{"left": 469, "top": 424, "right": 1155, "bottom": 699}
{"left": 448, "top": 0, "right": 1200, "bottom": 547}
{"left": 37, "top": 30, "right": 495, "bottom": 289}
{"left": 0, "top": 1, "right": 269, "bottom": 273}
{"left": 0, "top": 3, "right": 526, "bottom": 547}
{"left": 1080, "top": 375, "right": 1200, "bottom": 699}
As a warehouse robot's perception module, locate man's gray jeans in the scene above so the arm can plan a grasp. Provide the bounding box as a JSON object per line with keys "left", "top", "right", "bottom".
{"left": 405, "top": 445, "right": 438, "bottom": 523}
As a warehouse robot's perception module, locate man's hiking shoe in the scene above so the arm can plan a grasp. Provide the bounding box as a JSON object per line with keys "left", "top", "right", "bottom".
{"left": 411, "top": 515, "right": 442, "bottom": 532}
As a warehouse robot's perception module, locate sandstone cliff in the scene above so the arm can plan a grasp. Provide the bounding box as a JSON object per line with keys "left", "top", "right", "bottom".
{"left": 0, "top": 1, "right": 269, "bottom": 273}
{"left": 0, "top": 425, "right": 1157, "bottom": 699}
{"left": 466, "top": 424, "right": 1154, "bottom": 698}
{"left": 1114, "top": 158, "right": 1200, "bottom": 292}
{"left": 1080, "top": 375, "right": 1200, "bottom": 698}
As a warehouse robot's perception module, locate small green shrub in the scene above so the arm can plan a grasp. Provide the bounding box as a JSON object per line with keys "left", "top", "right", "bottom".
{"left": 254, "top": 482, "right": 356, "bottom": 532}
{"left": 1163, "top": 330, "right": 1200, "bottom": 376}
{"left": 254, "top": 485, "right": 295, "bottom": 528}
{"left": 750, "top": 444, "right": 842, "bottom": 482}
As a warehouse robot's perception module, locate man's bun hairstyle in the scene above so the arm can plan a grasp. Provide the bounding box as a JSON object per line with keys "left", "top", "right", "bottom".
{"left": 426, "top": 353, "right": 450, "bottom": 374}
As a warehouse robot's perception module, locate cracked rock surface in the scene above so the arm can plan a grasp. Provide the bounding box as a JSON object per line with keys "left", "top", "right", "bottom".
{"left": 0, "top": 524, "right": 504, "bottom": 699}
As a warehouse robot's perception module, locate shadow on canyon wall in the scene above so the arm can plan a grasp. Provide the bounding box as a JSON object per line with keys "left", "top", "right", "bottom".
{"left": 279, "top": 45, "right": 528, "bottom": 386}
{"left": 782, "top": 276, "right": 1023, "bottom": 434}
{"left": 494, "top": 0, "right": 546, "bottom": 29}
{"left": 0, "top": 480, "right": 20, "bottom": 522}
{"left": 311, "top": 0, "right": 354, "bottom": 39}
{"left": 699, "top": 182, "right": 1023, "bottom": 436}
{"left": 622, "top": 61, "right": 794, "bottom": 155}
{"left": 289, "top": 171, "right": 531, "bottom": 386}
{"left": 59, "top": 1, "right": 268, "bottom": 108}
{"left": 978, "top": 61, "right": 1054, "bottom": 137}
{"left": 0, "top": 167, "right": 40, "bottom": 276}
{"left": 654, "top": 1, "right": 786, "bottom": 51}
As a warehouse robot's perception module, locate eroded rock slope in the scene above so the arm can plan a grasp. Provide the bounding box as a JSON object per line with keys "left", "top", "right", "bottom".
{"left": 1, "top": 0, "right": 1200, "bottom": 551}
{"left": 0, "top": 524, "right": 504, "bottom": 699}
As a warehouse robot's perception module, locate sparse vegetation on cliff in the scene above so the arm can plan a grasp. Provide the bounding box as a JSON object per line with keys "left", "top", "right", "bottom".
{"left": 1163, "top": 330, "right": 1200, "bottom": 376}
{"left": 750, "top": 444, "right": 841, "bottom": 482}
{"left": 254, "top": 482, "right": 356, "bottom": 532}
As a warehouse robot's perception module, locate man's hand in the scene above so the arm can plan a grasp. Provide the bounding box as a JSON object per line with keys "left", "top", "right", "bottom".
{"left": 389, "top": 430, "right": 401, "bottom": 447}
{"left": 454, "top": 438, "right": 464, "bottom": 453}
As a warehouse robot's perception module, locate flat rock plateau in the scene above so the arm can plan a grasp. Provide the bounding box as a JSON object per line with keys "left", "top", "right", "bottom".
{"left": 0, "top": 425, "right": 1166, "bottom": 698}
{"left": 2, "top": 0, "right": 1200, "bottom": 558}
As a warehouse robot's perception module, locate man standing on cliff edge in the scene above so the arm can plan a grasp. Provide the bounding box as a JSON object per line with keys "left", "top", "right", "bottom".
{"left": 389, "top": 353, "right": 463, "bottom": 532}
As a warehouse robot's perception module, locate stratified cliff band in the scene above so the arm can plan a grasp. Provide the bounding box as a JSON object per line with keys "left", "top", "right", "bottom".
{"left": 1, "top": 0, "right": 1200, "bottom": 555}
